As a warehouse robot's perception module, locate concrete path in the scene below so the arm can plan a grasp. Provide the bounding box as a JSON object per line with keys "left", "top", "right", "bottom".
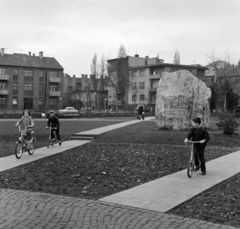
{"left": 100, "top": 150, "right": 240, "bottom": 212}
{"left": 0, "top": 140, "right": 90, "bottom": 172}
{"left": 75, "top": 117, "right": 154, "bottom": 135}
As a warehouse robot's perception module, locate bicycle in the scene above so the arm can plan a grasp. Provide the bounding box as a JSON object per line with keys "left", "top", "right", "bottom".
{"left": 186, "top": 141, "right": 201, "bottom": 178}
{"left": 46, "top": 125, "right": 61, "bottom": 148}
{"left": 15, "top": 126, "right": 36, "bottom": 159}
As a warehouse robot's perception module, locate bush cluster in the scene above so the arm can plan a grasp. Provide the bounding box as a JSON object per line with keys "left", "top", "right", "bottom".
{"left": 216, "top": 112, "right": 239, "bottom": 135}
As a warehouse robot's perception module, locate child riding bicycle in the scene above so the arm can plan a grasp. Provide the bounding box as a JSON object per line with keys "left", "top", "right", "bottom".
{"left": 47, "top": 110, "right": 61, "bottom": 145}
{"left": 184, "top": 117, "right": 210, "bottom": 175}
{"left": 15, "top": 109, "right": 34, "bottom": 142}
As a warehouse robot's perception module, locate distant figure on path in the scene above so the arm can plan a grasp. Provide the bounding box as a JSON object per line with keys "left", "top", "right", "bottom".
{"left": 47, "top": 110, "right": 61, "bottom": 146}
{"left": 137, "top": 104, "right": 144, "bottom": 120}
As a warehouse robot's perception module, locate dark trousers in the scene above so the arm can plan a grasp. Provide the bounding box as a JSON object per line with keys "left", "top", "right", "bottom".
{"left": 51, "top": 128, "right": 61, "bottom": 141}
{"left": 193, "top": 146, "right": 206, "bottom": 172}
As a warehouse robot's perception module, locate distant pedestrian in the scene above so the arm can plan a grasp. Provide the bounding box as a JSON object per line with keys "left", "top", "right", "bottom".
{"left": 184, "top": 117, "right": 210, "bottom": 175}
{"left": 137, "top": 104, "right": 144, "bottom": 120}
{"left": 47, "top": 110, "right": 61, "bottom": 145}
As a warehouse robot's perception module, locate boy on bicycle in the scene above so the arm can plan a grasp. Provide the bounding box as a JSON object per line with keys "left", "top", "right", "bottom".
{"left": 15, "top": 109, "right": 34, "bottom": 142}
{"left": 47, "top": 110, "right": 61, "bottom": 145}
{"left": 184, "top": 117, "right": 210, "bottom": 175}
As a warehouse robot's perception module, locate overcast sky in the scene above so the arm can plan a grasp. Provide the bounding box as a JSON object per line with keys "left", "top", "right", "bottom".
{"left": 1, "top": 0, "right": 240, "bottom": 76}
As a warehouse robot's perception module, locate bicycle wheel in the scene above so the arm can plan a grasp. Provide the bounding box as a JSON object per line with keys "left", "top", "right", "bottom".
{"left": 28, "top": 142, "right": 35, "bottom": 155}
{"left": 187, "top": 162, "right": 194, "bottom": 178}
{"left": 15, "top": 141, "right": 23, "bottom": 159}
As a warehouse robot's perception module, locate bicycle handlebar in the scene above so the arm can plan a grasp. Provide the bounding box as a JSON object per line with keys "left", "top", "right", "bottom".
{"left": 18, "top": 125, "right": 33, "bottom": 133}
{"left": 46, "top": 127, "right": 57, "bottom": 130}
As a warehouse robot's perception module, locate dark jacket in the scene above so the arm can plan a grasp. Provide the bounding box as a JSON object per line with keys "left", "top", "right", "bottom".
{"left": 138, "top": 105, "right": 143, "bottom": 115}
{"left": 187, "top": 127, "right": 210, "bottom": 148}
{"left": 47, "top": 115, "right": 60, "bottom": 128}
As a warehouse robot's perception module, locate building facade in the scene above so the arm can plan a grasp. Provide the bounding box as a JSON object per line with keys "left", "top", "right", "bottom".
{"left": 0, "top": 49, "right": 64, "bottom": 112}
{"left": 107, "top": 55, "right": 208, "bottom": 110}
{"left": 63, "top": 74, "right": 108, "bottom": 110}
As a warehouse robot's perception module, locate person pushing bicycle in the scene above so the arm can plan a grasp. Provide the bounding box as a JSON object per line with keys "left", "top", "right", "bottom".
{"left": 46, "top": 110, "right": 61, "bottom": 145}
{"left": 15, "top": 109, "right": 34, "bottom": 142}
{"left": 184, "top": 117, "right": 210, "bottom": 175}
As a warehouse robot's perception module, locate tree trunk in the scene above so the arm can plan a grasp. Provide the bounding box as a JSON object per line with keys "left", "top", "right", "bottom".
{"left": 223, "top": 93, "right": 227, "bottom": 112}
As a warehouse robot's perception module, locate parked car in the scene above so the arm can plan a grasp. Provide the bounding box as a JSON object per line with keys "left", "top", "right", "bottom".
{"left": 59, "top": 107, "right": 79, "bottom": 114}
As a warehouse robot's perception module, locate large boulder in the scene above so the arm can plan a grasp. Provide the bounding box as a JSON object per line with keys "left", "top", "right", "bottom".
{"left": 155, "top": 70, "right": 211, "bottom": 130}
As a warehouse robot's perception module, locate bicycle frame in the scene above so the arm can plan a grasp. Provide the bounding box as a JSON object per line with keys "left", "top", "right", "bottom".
{"left": 46, "top": 125, "right": 57, "bottom": 148}
{"left": 18, "top": 125, "right": 33, "bottom": 145}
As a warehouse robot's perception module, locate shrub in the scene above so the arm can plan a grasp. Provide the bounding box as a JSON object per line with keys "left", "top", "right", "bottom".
{"left": 216, "top": 112, "right": 239, "bottom": 135}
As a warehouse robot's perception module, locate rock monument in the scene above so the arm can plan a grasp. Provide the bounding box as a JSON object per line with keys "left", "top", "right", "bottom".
{"left": 155, "top": 70, "right": 211, "bottom": 130}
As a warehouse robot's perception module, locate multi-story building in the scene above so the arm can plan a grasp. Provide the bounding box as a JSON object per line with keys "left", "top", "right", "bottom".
{"left": 0, "top": 48, "right": 64, "bottom": 112}
{"left": 107, "top": 55, "right": 208, "bottom": 110}
{"left": 63, "top": 74, "right": 108, "bottom": 110}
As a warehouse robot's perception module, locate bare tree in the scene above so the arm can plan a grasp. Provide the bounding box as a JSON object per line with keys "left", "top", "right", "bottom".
{"left": 90, "top": 53, "right": 98, "bottom": 77}
{"left": 106, "top": 45, "right": 129, "bottom": 111}
{"left": 173, "top": 50, "right": 180, "bottom": 65}
{"left": 100, "top": 55, "right": 106, "bottom": 77}
{"left": 205, "top": 51, "right": 239, "bottom": 111}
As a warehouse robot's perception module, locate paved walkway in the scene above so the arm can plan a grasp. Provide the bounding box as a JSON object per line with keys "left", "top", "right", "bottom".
{"left": 0, "top": 117, "right": 240, "bottom": 228}
{"left": 0, "top": 189, "right": 238, "bottom": 229}
{"left": 100, "top": 151, "right": 240, "bottom": 212}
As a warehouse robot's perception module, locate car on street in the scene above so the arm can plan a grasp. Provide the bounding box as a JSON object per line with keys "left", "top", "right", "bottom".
{"left": 59, "top": 107, "right": 79, "bottom": 114}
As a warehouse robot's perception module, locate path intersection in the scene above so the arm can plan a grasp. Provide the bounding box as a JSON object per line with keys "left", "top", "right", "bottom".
{"left": 0, "top": 117, "right": 239, "bottom": 229}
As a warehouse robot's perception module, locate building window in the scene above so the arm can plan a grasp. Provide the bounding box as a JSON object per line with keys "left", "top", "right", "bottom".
{"left": 24, "top": 84, "right": 33, "bottom": 91}
{"left": 68, "top": 86, "right": 73, "bottom": 91}
{"left": 24, "top": 98, "right": 33, "bottom": 110}
{"left": 13, "top": 69, "right": 18, "bottom": 75}
{"left": 0, "top": 98, "right": 6, "bottom": 104}
{"left": 39, "top": 100, "right": 43, "bottom": 105}
{"left": 132, "top": 94, "right": 137, "bottom": 102}
{"left": 13, "top": 75, "right": 18, "bottom": 81}
{"left": 39, "top": 71, "right": 44, "bottom": 77}
{"left": 39, "top": 84, "right": 44, "bottom": 92}
{"left": 132, "top": 71, "right": 137, "bottom": 77}
{"left": 49, "top": 72, "right": 58, "bottom": 78}
{"left": 132, "top": 83, "right": 137, "bottom": 89}
{"left": 0, "top": 68, "right": 7, "bottom": 74}
{"left": 24, "top": 70, "right": 33, "bottom": 77}
{"left": 50, "top": 85, "right": 58, "bottom": 91}
{"left": 140, "top": 82, "right": 145, "bottom": 89}
{"left": 140, "top": 70, "right": 145, "bottom": 77}
{"left": 139, "top": 94, "right": 145, "bottom": 101}
{"left": 0, "top": 83, "right": 7, "bottom": 90}
{"left": 12, "top": 98, "right": 18, "bottom": 105}
{"left": 13, "top": 83, "right": 18, "bottom": 90}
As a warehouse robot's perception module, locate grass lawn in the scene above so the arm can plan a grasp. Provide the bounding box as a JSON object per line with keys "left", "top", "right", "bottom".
{"left": 0, "top": 119, "right": 240, "bottom": 227}
{"left": 0, "top": 118, "right": 127, "bottom": 158}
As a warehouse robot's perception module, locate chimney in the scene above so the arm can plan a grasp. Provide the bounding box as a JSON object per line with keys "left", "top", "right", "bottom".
{"left": 145, "top": 56, "right": 148, "bottom": 65}
{"left": 135, "top": 54, "right": 139, "bottom": 57}
{"left": 73, "top": 75, "right": 76, "bottom": 78}
{"left": 238, "top": 59, "right": 240, "bottom": 67}
{"left": 33, "top": 53, "right": 35, "bottom": 56}
{"left": 29, "top": 52, "right": 31, "bottom": 56}
{"left": 39, "top": 51, "right": 43, "bottom": 60}
{"left": 1, "top": 48, "right": 4, "bottom": 57}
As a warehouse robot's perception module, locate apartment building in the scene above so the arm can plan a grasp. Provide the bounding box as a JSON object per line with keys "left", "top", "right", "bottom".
{"left": 63, "top": 74, "right": 108, "bottom": 110}
{"left": 0, "top": 49, "right": 64, "bottom": 112}
{"left": 107, "top": 55, "right": 207, "bottom": 109}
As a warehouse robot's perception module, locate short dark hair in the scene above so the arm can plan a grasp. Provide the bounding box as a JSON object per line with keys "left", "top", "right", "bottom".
{"left": 23, "top": 109, "right": 30, "bottom": 115}
{"left": 193, "top": 117, "right": 201, "bottom": 125}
